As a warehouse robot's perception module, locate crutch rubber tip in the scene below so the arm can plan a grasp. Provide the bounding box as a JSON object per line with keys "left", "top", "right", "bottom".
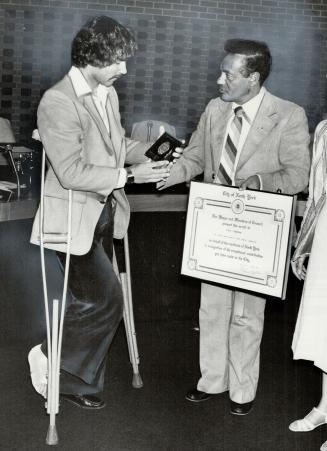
{"left": 46, "top": 425, "right": 58, "bottom": 446}
{"left": 132, "top": 373, "right": 143, "bottom": 388}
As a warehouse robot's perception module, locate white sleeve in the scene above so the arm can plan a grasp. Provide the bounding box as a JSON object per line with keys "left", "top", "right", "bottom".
{"left": 116, "top": 168, "right": 127, "bottom": 188}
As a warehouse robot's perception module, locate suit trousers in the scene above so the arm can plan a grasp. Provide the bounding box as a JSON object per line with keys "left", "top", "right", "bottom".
{"left": 197, "top": 282, "right": 266, "bottom": 404}
{"left": 42, "top": 197, "right": 124, "bottom": 395}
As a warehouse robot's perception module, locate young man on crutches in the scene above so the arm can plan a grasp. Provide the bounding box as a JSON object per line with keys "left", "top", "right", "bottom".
{"left": 28, "top": 15, "right": 180, "bottom": 410}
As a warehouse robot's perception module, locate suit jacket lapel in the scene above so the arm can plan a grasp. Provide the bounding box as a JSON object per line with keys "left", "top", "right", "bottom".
{"left": 236, "top": 92, "right": 279, "bottom": 171}
{"left": 82, "top": 94, "right": 115, "bottom": 156}
{"left": 211, "top": 101, "right": 232, "bottom": 173}
{"left": 105, "top": 92, "right": 124, "bottom": 165}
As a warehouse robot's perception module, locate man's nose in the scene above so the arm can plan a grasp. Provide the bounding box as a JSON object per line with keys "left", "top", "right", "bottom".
{"left": 119, "top": 61, "right": 127, "bottom": 74}
{"left": 217, "top": 73, "right": 225, "bottom": 85}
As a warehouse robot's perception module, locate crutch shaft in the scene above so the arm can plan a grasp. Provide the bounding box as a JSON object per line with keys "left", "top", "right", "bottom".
{"left": 40, "top": 147, "right": 73, "bottom": 445}
{"left": 121, "top": 273, "right": 139, "bottom": 365}
{"left": 121, "top": 273, "right": 143, "bottom": 388}
{"left": 121, "top": 233, "right": 143, "bottom": 388}
{"left": 46, "top": 300, "right": 59, "bottom": 446}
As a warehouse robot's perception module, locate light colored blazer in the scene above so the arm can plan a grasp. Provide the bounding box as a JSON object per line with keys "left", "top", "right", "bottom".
{"left": 30, "top": 75, "right": 148, "bottom": 255}
{"left": 163, "top": 90, "right": 310, "bottom": 195}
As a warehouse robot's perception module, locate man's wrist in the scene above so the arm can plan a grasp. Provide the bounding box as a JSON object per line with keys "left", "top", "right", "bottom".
{"left": 116, "top": 168, "right": 127, "bottom": 188}
{"left": 126, "top": 167, "right": 135, "bottom": 184}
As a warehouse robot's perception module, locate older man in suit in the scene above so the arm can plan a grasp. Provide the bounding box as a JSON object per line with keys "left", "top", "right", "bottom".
{"left": 28, "top": 16, "right": 174, "bottom": 409}
{"left": 160, "top": 39, "right": 310, "bottom": 415}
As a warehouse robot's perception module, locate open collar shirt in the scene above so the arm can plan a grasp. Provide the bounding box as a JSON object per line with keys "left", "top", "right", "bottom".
{"left": 68, "top": 66, "right": 126, "bottom": 187}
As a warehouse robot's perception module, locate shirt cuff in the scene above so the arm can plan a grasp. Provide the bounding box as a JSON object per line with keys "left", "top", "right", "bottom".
{"left": 256, "top": 174, "right": 263, "bottom": 190}
{"left": 116, "top": 168, "right": 127, "bottom": 188}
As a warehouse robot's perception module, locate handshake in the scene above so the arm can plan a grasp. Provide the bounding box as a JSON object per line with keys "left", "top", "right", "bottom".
{"left": 127, "top": 127, "right": 185, "bottom": 185}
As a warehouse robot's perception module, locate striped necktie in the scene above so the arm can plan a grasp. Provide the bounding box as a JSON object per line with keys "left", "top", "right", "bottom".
{"left": 216, "top": 106, "right": 244, "bottom": 185}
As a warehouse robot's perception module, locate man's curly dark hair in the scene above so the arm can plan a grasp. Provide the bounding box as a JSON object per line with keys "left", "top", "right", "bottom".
{"left": 71, "top": 16, "right": 137, "bottom": 68}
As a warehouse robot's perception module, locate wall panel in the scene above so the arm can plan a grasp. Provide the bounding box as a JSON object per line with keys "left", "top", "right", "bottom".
{"left": 0, "top": 0, "right": 326, "bottom": 142}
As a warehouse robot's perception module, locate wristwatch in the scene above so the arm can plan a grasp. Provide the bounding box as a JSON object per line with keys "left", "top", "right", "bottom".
{"left": 125, "top": 167, "right": 134, "bottom": 184}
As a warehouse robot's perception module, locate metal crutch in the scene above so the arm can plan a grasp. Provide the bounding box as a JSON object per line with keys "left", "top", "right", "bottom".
{"left": 38, "top": 140, "right": 142, "bottom": 442}
{"left": 39, "top": 147, "right": 72, "bottom": 446}
{"left": 119, "top": 233, "right": 143, "bottom": 388}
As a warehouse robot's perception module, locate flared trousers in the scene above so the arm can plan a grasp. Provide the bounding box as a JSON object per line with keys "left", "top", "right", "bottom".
{"left": 42, "top": 197, "right": 124, "bottom": 395}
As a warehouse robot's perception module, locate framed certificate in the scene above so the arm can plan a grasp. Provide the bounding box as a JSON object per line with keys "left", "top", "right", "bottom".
{"left": 181, "top": 182, "right": 297, "bottom": 299}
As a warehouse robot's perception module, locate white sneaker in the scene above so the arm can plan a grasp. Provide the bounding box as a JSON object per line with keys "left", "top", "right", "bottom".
{"left": 28, "top": 344, "right": 48, "bottom": 399}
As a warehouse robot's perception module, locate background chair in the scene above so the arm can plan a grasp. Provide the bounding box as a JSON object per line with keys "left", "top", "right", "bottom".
{"left": 131, "top": 120, "right": 176, "bottom": 142}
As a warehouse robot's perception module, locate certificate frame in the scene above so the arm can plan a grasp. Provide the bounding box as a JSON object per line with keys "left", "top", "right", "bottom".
{"left": 181, "top": 181, "right": 297, "bottom": 299}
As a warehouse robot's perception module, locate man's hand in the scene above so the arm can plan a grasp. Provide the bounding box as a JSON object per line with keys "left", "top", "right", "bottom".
{"left": 167, "top": 142, "right": 185, "bottom": 169}
{"left": 158, "top": 125, "right": 185, "bottom": 167}
{"left": 129, "top": 160, "right": 171, "bottom": 184}
{"left": 291, "top": 256, "right": 307, "bottom": 281}
{"left": 239, "top": 175, "right": 261, "bottom": 190}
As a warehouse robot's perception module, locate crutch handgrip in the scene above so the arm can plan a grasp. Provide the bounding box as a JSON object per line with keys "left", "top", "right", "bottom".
{"left": 42, "top": 233, "right": 70, "bottom": 244}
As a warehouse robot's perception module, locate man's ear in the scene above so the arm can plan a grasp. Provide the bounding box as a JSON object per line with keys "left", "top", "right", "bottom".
{"left": 249, "top": 71, "right": 260, "bottom": 85}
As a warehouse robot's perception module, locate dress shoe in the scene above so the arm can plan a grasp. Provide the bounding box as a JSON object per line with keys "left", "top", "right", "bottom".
{"left": 230, "top": 400, "right": 253, "bottom": 416}
{"left": 186, "top": 388, "right": 213, "bottom": 403}
{"left": 61, "top": 394, "right": 105, "bottom": 410}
